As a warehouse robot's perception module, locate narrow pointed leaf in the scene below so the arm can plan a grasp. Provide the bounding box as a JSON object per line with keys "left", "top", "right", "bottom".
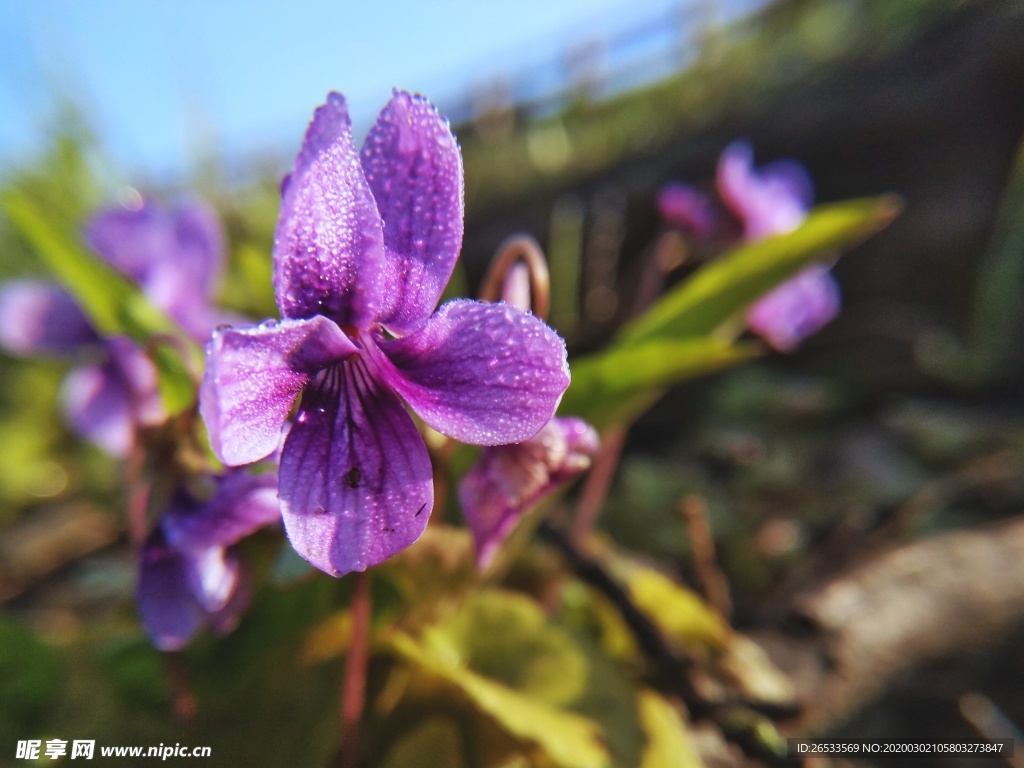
{"left": 560, "top": 339, "right": 760, "bottom": 428}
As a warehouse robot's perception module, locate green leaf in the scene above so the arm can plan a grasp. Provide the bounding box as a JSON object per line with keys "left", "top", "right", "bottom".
{"left": 2, "top": 190, "right": 199, "bottom": 413}
{"left": 637, "top": 690, "right": 704, "bottom": 768}
{"left": 387, "top": 590, "right": 610, "bottom": 768}
{"left": 598, "top": 546, "right": 729, "bottom": 656}
{"left": 619, "top": 196, "right": 900, "bottom": 344}
{"left": 560, "top": 339, "right": 760, "bottom": 428}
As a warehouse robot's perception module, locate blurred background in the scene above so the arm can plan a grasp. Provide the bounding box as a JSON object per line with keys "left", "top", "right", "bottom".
{"left": 2, "top": 0, "right": 1024, "bottom": 765}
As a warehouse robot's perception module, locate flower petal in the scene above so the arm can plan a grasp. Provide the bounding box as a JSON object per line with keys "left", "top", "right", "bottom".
{"left": 746, "top": 264, "right": 840, "bottom": 352}
{"left": 0, "top": 281, "right": 97, "bottom": 356}
{"left": 200, "top": 316, "right": 358, "bottom": 466}
{"left": 274, "top": 92, "right": 387, "bottom": 328}
{"left": 360, "top": 90, "right": 465, "bottom": 334}
{"left": 657, "top": 183, "right": 717, "bottom": 236}
{"left": 61, "top": 338, "right": 164, "bottom": 456}
{"left": 181, "top": 545, "right": 240, "bottom": 613}
{"left": 279, "top": 357, "right": 433, "bottom": 577}
{"left": 373, "top": 300, "right": 570, "bottom": 446}
{"left": 163, "top": 469, "right": 280, "bottom": 551}
{"left": 137, "top": 529, "right": 206, "bottom": 651}
{"left": 460, "top": 418, "right": 598, "bottom": 568}
{"left": 716, "top": 142, "right": 812, "bottom": 240}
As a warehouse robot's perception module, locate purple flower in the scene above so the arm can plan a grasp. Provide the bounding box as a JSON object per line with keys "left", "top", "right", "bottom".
{"left": 200, "top": 91, "right": 570, "bottom": 578}
{"left": 137, "top": 469, "right": 280, "bottom": 650}
{"left": 460, "top": 417, "right": 598, "bottom": 569}
{"left": 85, "top": 200, "right": 227, "bottom": 340}
{"left": 0, "top": 281, "right": 164, "bottom": 455}
{"left": 658, "top": 142, "right": 839, "bottom": 350}
{"left": 716, "top": 142, "right": 814, "bottom": 241}
{"left": 0, "top": 199, "right": 227, "bottom": 454}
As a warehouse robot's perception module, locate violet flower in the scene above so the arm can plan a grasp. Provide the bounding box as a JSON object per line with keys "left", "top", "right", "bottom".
{"left": 200, "top": 91, "right": 570, "bottom": 578}
{"left": 657, "top": 142, "right": 840, "bottom": 351}
{"left": 137, "top": 469, "right": 280, "bottom": 650}
{"left": 0, "top": 281, "right": 163, "bottom": 455}
{"left": 460, "top": 255, "right": 598, "bottom": 568}
{"left": 0, "top": 200, "right": 226, "bottom": 455}
{"left": 716, "top": 143, "right": 840, "bottom": 352}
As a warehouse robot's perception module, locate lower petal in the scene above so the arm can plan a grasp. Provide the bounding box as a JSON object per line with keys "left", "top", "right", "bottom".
{"left": 137, "top": 530, "right": 206, "bottom": 651}
{"left": 200, "top": 316, "right": 357, "bottom": 466}
{"left": 374, "top": 300, "right": 570, "bottom": 446}
{"left": 61, "top": 363, "right": 136, "bottom": 457}
{"left": 746, "top": 264, "right": 840, "bottom": 352}
{"left": 279, "top": 357, "right": 433, "bottom": 577}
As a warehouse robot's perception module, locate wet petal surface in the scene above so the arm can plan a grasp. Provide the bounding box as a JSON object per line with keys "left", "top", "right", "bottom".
{"left": 200, "top": 316, "right": 358, "bottom": 466}
{"left": 274, "top": 93, "right": 386, "bottom": 327}
{"left": 375, "top": 300, "right": 570, "bottom": 446}
{"left": 360, "top": 90, "right": 464, "bottom": 333}
{"left": 279, "top": 357, "right": 433, "bottom": 577}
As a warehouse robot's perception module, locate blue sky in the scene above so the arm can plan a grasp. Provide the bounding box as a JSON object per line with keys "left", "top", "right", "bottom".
{"left": 0, "top": 0, "right": 762, "bottom": 180}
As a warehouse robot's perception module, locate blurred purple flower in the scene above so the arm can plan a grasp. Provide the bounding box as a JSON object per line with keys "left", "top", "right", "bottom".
{"left": 0, "top": 200, "right": 227, "bottom": 454}
{"left": 200, "top": 91, "right": 570, "bottom": 578}
{"left": 657, "top": 183, "right": 717, "bottom": 237}
{"left": 460, "top": 417, "right": 598, "bottom": 569}
{"left": 659, "top": 142, "right": 839, "bottom": 350}
{"left": 85, "top": 201, "right": 227, "bottom": 340}
{"left": 137, "top": 469, "right": 280, "bottom": 650}
{"left": 0, "top": 281, "right": 163, "bottom": 455}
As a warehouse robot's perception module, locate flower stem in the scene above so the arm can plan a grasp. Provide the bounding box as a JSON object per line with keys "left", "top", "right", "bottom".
{"left": 339, "top": 570, "right": 371, "bottom": 768}
{"left": 570, "top": 424, "right": 627, "bottom": 544}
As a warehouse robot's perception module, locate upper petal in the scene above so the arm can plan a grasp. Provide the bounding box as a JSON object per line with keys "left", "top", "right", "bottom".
{"left": 279, "top": 357, "right": 433, "bottom": 577}
{"left": 274, "top": 93, "right": 387, "bottom": 328}
{"left": 657, "top": 183, "right": 717, "bottom": 237}
{"left": 360, "top": 90, "right": 465, "bottom": 334}
{"left": 0, "top": 281, "right": 97, "bottom": 356}
{"left": 717, "top": 142, "right": 813, "bottom": 240}
{"left": 373, "top": 300, "right": 570, "bottom": 446}
{"left": 200, "top": 316, "right": 358, "bottom": 466}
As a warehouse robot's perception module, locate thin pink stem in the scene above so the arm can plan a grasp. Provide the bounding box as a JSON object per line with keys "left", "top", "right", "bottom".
{"left": 339, "top": 571, "right": 371, "bottom": 768}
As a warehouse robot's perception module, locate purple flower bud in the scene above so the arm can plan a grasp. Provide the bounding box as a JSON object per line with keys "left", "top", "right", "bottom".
{"left": 657, "top": 183, "right": 717, "bottom": 237}
{"left": 460, "top": 417, "right": 598, "bottom": 569}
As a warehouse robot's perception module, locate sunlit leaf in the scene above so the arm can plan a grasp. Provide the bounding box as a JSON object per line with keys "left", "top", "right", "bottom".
{"left": 387, "top": 590, "right": 610, "bottom": 768}
{"left": 561, "top": 339, "right": 760, "bottom": 428}
{"left": 619, "top": 196, "right": 900, "bottom": 344}
{"left": 599, "top": 545, "right": 729, "bottom": 655}
{"left": 637, "top": 690, "right": 704, "bottom": 768}
{"left": 379, "top": 717, "right": 465, "bottom": 768}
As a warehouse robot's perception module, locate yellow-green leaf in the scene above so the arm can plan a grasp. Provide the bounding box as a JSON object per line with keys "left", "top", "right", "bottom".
{"left": 637, "top": 690, "right": 704, "bottom": 768}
